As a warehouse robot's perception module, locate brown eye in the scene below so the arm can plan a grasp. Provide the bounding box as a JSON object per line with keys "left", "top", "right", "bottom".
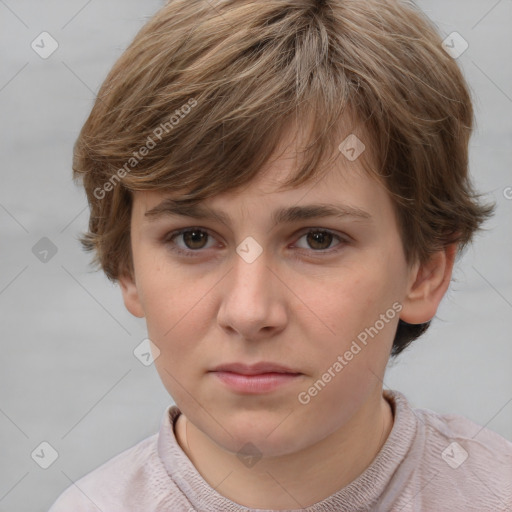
{"left": 164, "top": 227, "right": 347, "bottom": 259}
{"left": 305, "top": 231, "right": 334, "bottom": 250}
{"left": 181, "top": 229, "right": 209, "bottom": 250}
{"left": 165, "top": 228, "right": 216, "bottom": 256}
{"left": 295, "top": 229, "right": 344, "bottom": 252}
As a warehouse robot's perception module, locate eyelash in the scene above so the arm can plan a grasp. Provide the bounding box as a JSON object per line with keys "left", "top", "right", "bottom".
{"left": 162, "top": 227, "right": 349, "bottom": 259}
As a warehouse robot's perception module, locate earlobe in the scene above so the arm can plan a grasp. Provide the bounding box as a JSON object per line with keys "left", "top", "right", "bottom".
{"left": 118, "top": 272, "right": 145, "bottom": 318}
{"left": 400, "top": 244, "right": 458, "bottom": 325}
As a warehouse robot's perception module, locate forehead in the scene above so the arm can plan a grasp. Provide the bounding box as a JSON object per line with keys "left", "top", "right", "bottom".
{"left": 134, "top": 150, "right": 391, "bottom": 233}
{"left": 132, "top": 113, "right": 390, "bottom": 223}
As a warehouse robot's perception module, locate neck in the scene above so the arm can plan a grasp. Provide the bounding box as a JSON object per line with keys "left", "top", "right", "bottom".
{"left": 174, "top": 391, "right": 394, "bottom": 509}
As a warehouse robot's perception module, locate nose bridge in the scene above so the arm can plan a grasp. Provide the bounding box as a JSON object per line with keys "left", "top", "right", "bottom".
{"left": 215, "top": 238, "right": 286, "bottom": 338}
{"left": 230, "top": 240, "right": 271, "bottom": 297}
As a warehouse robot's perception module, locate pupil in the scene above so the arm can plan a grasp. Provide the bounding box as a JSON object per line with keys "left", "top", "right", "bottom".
{"left": 308, "top": 231, "right": 331, "bottom": 250}
{"left": 184, "top": 230, "right": 207, "bottom": 249}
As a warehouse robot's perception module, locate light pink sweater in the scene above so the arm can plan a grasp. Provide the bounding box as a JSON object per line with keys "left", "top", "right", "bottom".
{"left": 48, "top": 390, "right": 512, "bottom": 511}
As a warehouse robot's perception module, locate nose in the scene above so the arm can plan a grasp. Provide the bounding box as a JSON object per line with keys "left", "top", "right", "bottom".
{"left": 216, "top": 248, "right": 287, "bottom": 341}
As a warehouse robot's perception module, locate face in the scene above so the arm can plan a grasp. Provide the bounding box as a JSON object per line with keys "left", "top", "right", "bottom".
{"left": 119, "top": 132, "right": 423, "bottom": 459}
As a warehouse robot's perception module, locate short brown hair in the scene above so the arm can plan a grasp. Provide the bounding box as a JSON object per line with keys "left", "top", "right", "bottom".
{"left": 73, "top": 0, "right": 494, "bottom": 357}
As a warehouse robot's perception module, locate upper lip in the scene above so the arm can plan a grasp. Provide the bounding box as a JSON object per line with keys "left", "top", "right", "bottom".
{"left": 210, "top": 362, "right": 301, "bottom": 375}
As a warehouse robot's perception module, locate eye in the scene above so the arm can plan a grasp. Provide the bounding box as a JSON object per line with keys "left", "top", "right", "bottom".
{"left": 163, "top": 227, "right": 348, "bottom": 258}
{"left": 294, "top": 229, "right": 346, "bottom": 253}
{"left": 164, "top": 227, "right": 218, "bottom": 257}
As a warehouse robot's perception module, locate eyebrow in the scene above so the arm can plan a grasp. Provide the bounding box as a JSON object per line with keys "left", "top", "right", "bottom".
{"left": 144, "top": 198, "right": 372, "bottom": 227}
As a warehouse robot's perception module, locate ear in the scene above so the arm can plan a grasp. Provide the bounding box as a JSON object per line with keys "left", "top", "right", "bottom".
{"left": 118, "top": 271, "right": 145, "bottom": 318}
{"left": 400, "top": 243, "right": 458, "bottom": 324}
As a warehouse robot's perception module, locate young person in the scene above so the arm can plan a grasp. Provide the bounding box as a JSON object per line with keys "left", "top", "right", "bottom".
{"left": 49, "top": 0, "right": 512, "bottom": 510}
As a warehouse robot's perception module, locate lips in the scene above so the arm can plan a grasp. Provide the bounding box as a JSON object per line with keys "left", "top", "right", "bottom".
{"left": 210, "top": 363, "right": 302, "bottom": 394}
{"left": 209, "top": 361, "right": 301, "bottom": 376}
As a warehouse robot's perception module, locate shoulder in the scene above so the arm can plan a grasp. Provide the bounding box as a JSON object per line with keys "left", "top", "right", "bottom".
{"left": 415, "top": 403, "right": 512, "bottom": 463}
{"left": 48, "top": 432, "right": 163, "bottom": 511}
{"left": 396, "top": 393, "right": 512, "bottom": 511}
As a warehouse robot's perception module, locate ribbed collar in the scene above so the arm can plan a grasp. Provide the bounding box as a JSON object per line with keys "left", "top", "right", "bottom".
{"left": 157, "top": 389, "right": 418, "bottom": 512}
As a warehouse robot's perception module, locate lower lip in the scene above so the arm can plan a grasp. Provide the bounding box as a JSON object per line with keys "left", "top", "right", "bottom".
{"left": 211, "top": 371, "right": 301, "bottom": 393}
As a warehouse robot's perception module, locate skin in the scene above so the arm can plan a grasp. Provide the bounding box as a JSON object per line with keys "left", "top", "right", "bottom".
{"left": 119, "top": 126, "right": 456, "bottom": 509}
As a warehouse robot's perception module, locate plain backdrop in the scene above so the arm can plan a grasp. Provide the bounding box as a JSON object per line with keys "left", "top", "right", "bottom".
{"left": 0, "top": 1, "right": 511, "bottom": 511}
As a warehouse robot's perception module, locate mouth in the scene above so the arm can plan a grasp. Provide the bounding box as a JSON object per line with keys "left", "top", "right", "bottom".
{"left": 209, "top": 361, "right": 302, "bottom": 375}
{"left": 209, "top": 362, "right": 303, "bottom": 394}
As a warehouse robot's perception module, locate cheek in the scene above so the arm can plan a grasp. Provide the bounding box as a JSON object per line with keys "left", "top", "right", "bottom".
{"left": 294, "top": 270, "right": 398, "bottom": 422}
{"left": 137, "top": 262, "right": 218, "bottom": 369}
{"left": 306, "top": 266, "right": 386, "bottom": 331}
{"left": 138, "top": 252, "right": 206, "bottom": 327}
{"left": 141, "top": 269, "right": 212, "bottom": 402}
{"left": 302, "top": 263, "right": 399, "bottom": 368}
{"left": 140, "top": 272, "right": 182, "bottom": 336}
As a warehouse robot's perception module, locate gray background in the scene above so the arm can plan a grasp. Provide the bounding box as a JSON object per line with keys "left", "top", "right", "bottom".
{"left": 0, "top": 1, "right": 511, "bottom": 511}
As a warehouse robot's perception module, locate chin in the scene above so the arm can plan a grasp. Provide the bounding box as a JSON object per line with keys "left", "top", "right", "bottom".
{"left": 210, "top": 418, "right": 311, "bottom": 459}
